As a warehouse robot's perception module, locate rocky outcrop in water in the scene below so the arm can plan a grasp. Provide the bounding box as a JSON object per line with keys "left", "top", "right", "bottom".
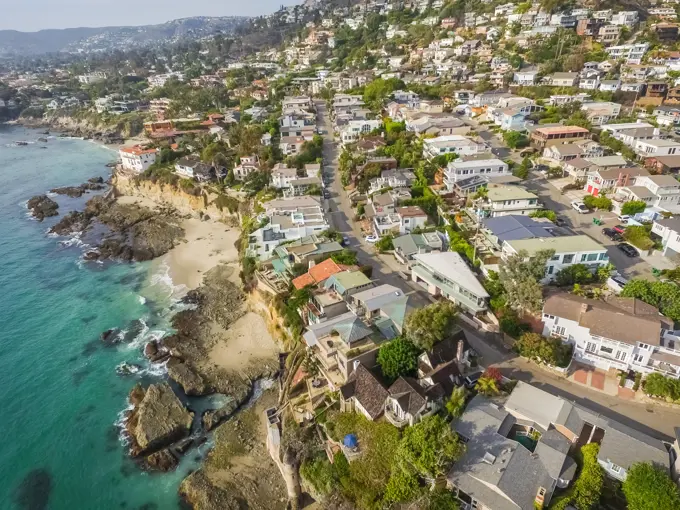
{"left": 50, "top": 178, "right": 106, "bottom": 198}
{"left": 48, "top": 195, "right": 185, "bottom": 262}
{"left": 167, "top": 358, "right": 209, "bottom": 396}
{"left": 144, "top": 448, "right": 178, "bottom": 472}
{"left": 144, "top": 340, "right": 170, "bottom": 363}
{"left": 201, "top": 399, "right": 240, "bottom": 432}
{"left": 179, "top": 471, "right": 243, "bottom": 510}
{"left": 124, "top": 383, "right": 193, "bottom": 457}
{"left": 27, "top": 195, "right": 59, "bottom": 221}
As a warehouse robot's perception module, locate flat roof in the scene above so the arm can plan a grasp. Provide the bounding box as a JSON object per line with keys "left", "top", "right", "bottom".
{"left": 506, "top": 234, "right": 606, "bottom": 254}
{"left": 413, "top": 252, "right": 489, "bottom": 298}
{"left": 487, "top": 185, "right": 538, "bottom": 202}
{"left": 534, "top": 125, "right": 590, "bottom": 135}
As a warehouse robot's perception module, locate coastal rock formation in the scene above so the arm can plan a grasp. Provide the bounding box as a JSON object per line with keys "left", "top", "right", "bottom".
{"left": 48, "top": 195, "right": 185, "bottom": 262}
{"left": 144, "top": 448, "right": 178, "bottom": 472}
{"left": 201, "top": 399, "right": 240, "bottom": 432}
{"left": 167, "top": 358, "right": 209, "bottom": 396}
{"left": 144, "top": 340, "right": 170, "bottom": 363}
{"left": 27, "top": 195, "right": 59, "bottom": 221}
{"left": 125, "top": 383, "right": 193, "bottom": 457}
{"left": 179, "top": 471, "right": 243, "bottom": 510}
{"left": 50, "top": 179, "right": 106, "bottom": 198}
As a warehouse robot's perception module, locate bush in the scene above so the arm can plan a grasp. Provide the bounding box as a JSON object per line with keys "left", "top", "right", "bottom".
{"left": 621, "top": 200, "right": 647, "bottom": 216}
{"left": 377, "top": 337, "right": 421, "bottom": 384}
{"left": 633, "top": 372, "right": 642, "bottom": 391}
{"left": 624, "top": 225, "right": 654, "bottom": 251}
{"left": 555, "top": 264, "right": 595, "bottom": 287}
{"left": 514, "top": 332, "right": 573, "bottom": 367}
{"left": 529, "top": 209, "right": 557, "bottom": 222}
{"left": 642, "top": 373, "right": 680, "bottom": 401}
{"left": 499, "top": 312, "right": 531, "bottom": 338}
{"left": 331, "top": 249, "right": 358, "bottom": 265}
{"left": 375, "top": 235, "right": 394, "bottom": 253}
{"left": 583, "top": 194, "right": 612, "bottom": 211}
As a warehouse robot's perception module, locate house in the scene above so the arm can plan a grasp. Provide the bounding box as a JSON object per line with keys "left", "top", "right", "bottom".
{"left": 503, "top": 236, "right": 610, "bottom": 282}
{"left": 645, "top": 155, "right": 680, "bottom": 174}
{"left": 606, "top": 43, "right": 648, "bottom": 64}
{"left": 411, "top": 251, "right": 489, "bottom": 314}
{"left": 279, "top": 136, "right": 307, "bottom": 156}
{"left": 339, "top": 364, "right": 388, "bottom": 420}
{"left": 384, "top": 376, "right": 443, "bottom": 427}
{"left": 368, "top": 169, "right": 415, "bottom": 195}
{"left": 481, "top": 215, "right": 553, "bottom": 249}
{"left": 635, "top": 138, "right": 680, "bottom": 158}
{"left": 174, "top": 156, "right": 221, "bottom": 181}
{"left": 585, "top": 166, "right": 649, "bottom": 197}
{"left": 324, "top": 271, "right": 373, "bottom": 298}
{"left": 118, "top": 146, "right": 158, "bottom": 173}
{"left": 478, "top": 185, "right": 541, "bottom": 218}
{"left": 417, "top": 330, "right": 470, "bottom": 394}
{"left": 652, "top": 216, "right": 680, "bottom": 258}
{"left": 340, "top": 119, "right": 382, "bottom": 145}
{"left": 396, "top": 206, "right": 428, "bottom": 231}
{"left": 530, "top": 126, "right": 590, "bottom": 150}
{"left": 233, "top": 155, "right": 260, "bottom": 181}
{"left": 443, "top": 158, "right": 510, "bottom": 192}
{"left": 616, "top": 174, "right": 680, "bottom": 209}
{"left": 392, "top": 232, "right": 443, "bottom": 264}
{"left": 270, "top": 164, "right": 299, "bottom": 188}
{"left": 364, "top": 192, "right": 396, "bottom": 219}
{"left": 543, "top": 293, "right": 680, "bottom": 381}
{"left": 546, "top": 72, "right": 579, "bottom": 87}
{"left": 598, "top": 79, "right": 621, "bottom": 92}
{"left": 654, "top": 106, "right": 680, "bottom": 127}
{"left": 580, "top": 102, "right": 621, "bottom": 125}
{"left": 347, "top": 284, "right": 406, "bottom": 322}
{"left": 292, "top": 257, "right": 348, "bottom": 291}
{"left": 423, "top": 135, "right": 487, "bottom": 159}
{"left": 287, "top": 177, "right": 321, "bottom": 197}
{"left": 513, "top": 69, "right": 539, "bottom": 86}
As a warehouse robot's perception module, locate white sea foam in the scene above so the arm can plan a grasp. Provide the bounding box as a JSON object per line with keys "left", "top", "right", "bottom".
{"left": 137, "top": 295, "right": 147, "bottom": 305}
{"left": 115, "top": 403, "right": 134, "bottom": 446}
{"left": 148, "top": 259, "right": 187, "bottom": 301}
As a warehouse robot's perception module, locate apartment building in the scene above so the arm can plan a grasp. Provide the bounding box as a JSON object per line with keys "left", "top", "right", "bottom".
{"left": 606, "top": 43, "right": 649, "bottom": 64}
{"left": 543, "top": 293, "right": 680, "bottom": 380}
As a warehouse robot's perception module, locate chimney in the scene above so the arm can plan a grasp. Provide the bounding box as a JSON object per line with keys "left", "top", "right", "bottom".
{"left": 308, "top": 260, "right": 316, "bottom": 270}
{"left": 535, "top": 487, "right": 547, "bottom": 508}
{"left": 456, "top": 339, "right": 465, "bottom": 362}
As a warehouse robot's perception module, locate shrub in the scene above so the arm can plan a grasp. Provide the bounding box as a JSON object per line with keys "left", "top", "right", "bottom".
{"left": 642, "top": 373, "right": 680, "bottom": 401}
{"left": 633, "top": 372, "right": 642, "bottom": 391}
{"left": 621, "top": 200, "right": 646, "bottom": 216}
{"left": 619, "top": 371, "right": 627, "bottom": 387}
{"left": 624, "top": 225, "right": 654, "bottom": 251}
{"left": 529, "top": 209, "right": 557, "bottom": 222}
{"left": 499, "top": 312, "right": 531, "bottom": 338}
{"left": 375, "top": 235, "right": 394, "bottom": 253}
{"left": 514, "top": 332, "right": 573, "bottom": 367}
{"left": 555, "top": 264, "right": 594, "bottom": 286}
{"left": 583, "top": 194, "right": 612, "bottom": 211}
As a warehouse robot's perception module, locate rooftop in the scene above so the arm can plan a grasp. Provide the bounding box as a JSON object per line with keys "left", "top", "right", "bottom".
{"left": 486, "top": 185, "right": 538, "bottom": 202}
{"left": 413, "top": 251, "right": 489, "bottom": 298}
{"left": 483, "top": 215, "right": 553, "bottom": 243}
{"left": 506, "top": 234, "right": 605, "bottom": 255}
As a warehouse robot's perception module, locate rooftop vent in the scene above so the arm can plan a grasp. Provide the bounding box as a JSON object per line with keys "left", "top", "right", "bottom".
{"left": 483, "top": 452, "right": 497, "bottom": 465}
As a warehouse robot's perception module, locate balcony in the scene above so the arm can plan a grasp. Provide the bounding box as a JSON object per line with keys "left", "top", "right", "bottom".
{"left": 411, "top": 265, "right": 487, "bottom": 314}
{"left": 384, "top": 407, "right": 409, "bottom": 428}
{"left": 582, "top": 350, "right": 628, "bottom": 369}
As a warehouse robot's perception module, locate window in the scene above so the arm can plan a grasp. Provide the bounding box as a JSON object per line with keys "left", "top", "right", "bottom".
{"left": 610, "top": 463, "right": 622, "bottom": 474}
{"left": 638, "top": 343, "right": 651, "bottom": 350}
{"left": 599, "top": 252, "right": 609, "bottom": 260}
{"left": 587, "top": 253, "right": 598, "bottom": 261}
{"left": 581, "top": 254, "right": 588, "bottom": 262}
{"left": 586, "top": 342, "right": 597, "bottom": 353}
{"left": 553, "top": 325, "right": 566, "bottom": 337}
{"left": 544, "top": 314, "right": 555, "bottom": 320}
{"left": 633, "top": 354, "right": 644, "bottom": 363}
{"left": 547, "top": 265, "right": 554, "bottom": 275}
{"left": 563, "top": 254, "right": 575, "bottom": 264}
{"left": 615, "top": 350, "right": 627, "bottom": 361}
{"left": 551, "top": 255, "right": 561, "bottom": 261}
{"left": 600, "top": 346, "right": 613, "bottom": 354}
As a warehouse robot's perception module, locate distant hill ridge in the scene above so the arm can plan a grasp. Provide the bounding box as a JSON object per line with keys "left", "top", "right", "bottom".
{"left": 0, "top": 16, "right": 250, "bottom": 56}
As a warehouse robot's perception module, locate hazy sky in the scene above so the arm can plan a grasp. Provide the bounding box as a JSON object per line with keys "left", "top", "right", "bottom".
{"left": 0, "top": 0, "right": 301, "bottom": 32}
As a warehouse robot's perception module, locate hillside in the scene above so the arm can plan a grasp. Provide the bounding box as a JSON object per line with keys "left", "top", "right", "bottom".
{"left": 0, "top": 16, "right": 249, "bottom": 56}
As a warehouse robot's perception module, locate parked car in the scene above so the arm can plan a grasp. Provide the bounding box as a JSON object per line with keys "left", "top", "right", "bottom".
{"left": 365, "top": 234, "right": 379, "bottom": 243}
{"left": 554, "top": 216, "right": 568, "bottom": 227}
{"left": 323, "top": 190, "right": 331, "bottom": 199}
{"left": 341, "top": 235, "right": 350, "bottom": 247}
{"left": 612, "top": 224, "right": 627, "bottom": 234}
{"left": 602, "top": 228, "right": 622, "bottom": 241}
{"left": 617, "top": 243, "right": 638, "bottom": 257}
{"left": 571, "top": 200, "right": 588, "bottom": 214}
{"left": 617, "top": 214, "right": 631, "bottom": 224}
{"left": 464, "top": 371, "right": 484, "bottom": 389}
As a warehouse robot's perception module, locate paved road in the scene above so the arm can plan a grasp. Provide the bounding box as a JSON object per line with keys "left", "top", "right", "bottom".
{"left": 316, "top": 100, "right": 680, "bottom": 440}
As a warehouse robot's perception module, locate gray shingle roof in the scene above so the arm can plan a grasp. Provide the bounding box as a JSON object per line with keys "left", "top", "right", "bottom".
{"left": 482, "top": 215, "right": 553, "bottom": 243}
{"left": 340, "top": 364, "right": 388, "bottom": 420}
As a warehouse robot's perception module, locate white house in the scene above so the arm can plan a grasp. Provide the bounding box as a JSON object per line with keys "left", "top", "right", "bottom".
{"left": 78, "top": 71, "right": 107, "bottom": 84}
{"left": 339, "top": 119, "right": 382, "bottom": 145}
{"left": 477, "top": 185, "right": 541, "bottom": 218}
{"left": 652, "top": 217, "right": 680, "bottom": 258}
{"left": 606, "top": 43, "right": 649, "bottom": 64}
{"left": 422, "top": 135, "right": 487, "bottom": 159}
{"left": 270, "top": 164, "right": 299, "bottom": 188}
{"left": 503, "top": 235, "right": 610, "bottom": 282}
{"left": 410, "top": 251, "right": 489, "bottom": 314}
{"left": 443, "top": 158, "right": 510, "bottom": 192}
{"left": 118, "top": 146, "right": 158, "bottom": 173}
{"left": 542, "top": 293, "right": 680, "bottom": 380}
{"left": 617, "top": 174, "right": 680, "bottom": 209}
{"left": 634, "top": 138, "right": 680, "bottom": 157}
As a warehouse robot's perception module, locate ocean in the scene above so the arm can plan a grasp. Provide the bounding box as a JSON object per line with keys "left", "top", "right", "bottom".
{"left": 0, "top": 125, "right": 197, "bottom": 510}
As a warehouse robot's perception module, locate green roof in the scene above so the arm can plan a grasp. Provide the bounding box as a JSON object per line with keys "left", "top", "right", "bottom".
{"left": 506, "top": 235, "right": 606, "bottom": 254}
{"left": 326, "top": 270, "right": 372, "bottom": 293}
{"left": 392, "top": 234, "right": 425, "bottom": 256}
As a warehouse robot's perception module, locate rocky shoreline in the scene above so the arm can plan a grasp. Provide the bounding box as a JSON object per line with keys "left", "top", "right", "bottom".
{"left": 46, "top": 194, "right": 185, "bottom": 262}
{"left": 16, "top": 117, "right": 126, "bottom": 145}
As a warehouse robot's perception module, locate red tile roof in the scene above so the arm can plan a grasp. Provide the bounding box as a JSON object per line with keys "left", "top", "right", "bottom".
{"left": 292, "top": 258, "right": 344, "bottom": 290}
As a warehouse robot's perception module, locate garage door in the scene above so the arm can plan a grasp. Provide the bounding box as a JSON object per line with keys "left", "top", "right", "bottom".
{"left": 593, "top": 188, "right": 599, "bottom": 197}
{"left": 587, "top": 185, "right": 592, "bottom": 193}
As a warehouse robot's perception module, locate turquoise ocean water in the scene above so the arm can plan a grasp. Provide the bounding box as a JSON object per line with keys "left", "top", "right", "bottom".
{"left": 0, "top": 126, "right": 197, "bottom": 510}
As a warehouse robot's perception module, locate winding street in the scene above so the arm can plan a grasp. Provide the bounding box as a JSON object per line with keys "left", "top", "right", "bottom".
{"left": 314, "top": 99, "right": 680, "bottom": 441}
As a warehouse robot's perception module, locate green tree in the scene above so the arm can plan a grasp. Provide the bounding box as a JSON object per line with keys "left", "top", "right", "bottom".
{"left": 498, "top": 249, "right": 555, "bottom": 314}
{"left": 621, "top": 200, "right": 647, "bottom": 216}
{"left": 383, "top": 469, "right": 420, "bottom": 504}
{"left": 529, "top": 209, "right": 557, "bottom": 222}
{"left": 331, "top": 249, "right": 359, "bottom": 266}
{"left": 582, "top": 194, "right": 613, "bottom": 211}
{"left": 405, "top": 301, "right": 458, "bottom": 350}
{"left": 446, "top": 386, "right": 467, "bottom": 419}
{"left": 573, "top": 443, "right": 604, "bottom": 510}
{"left": 426, "top": 488, "right": 460, "bottom": 510}
{"left": 503, "top": 131, "right": 529, "bottom": 149}
{"left": 621, "top": 280, "right": 680, "bottom": 321}
{"left": 475, "top": 376, "right": 500, "bottom": 396}
{"left": 393, "top": 415, "right": 464, "bottom": 481}
{"left": 513, "top": 156, "right": 531, "bottom": 179}
{"left": 377, "top": 337, "right": 421, "bottom": 384}
{"left": 623, "top": 462, "right": 680, "bottom": 510}
{"left": 375, "top": 235, "right": 394, "bottom": 253}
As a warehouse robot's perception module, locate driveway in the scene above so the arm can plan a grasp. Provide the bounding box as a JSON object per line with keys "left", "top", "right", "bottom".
{"left": 523, "top": 172, "right": 656, "bottom": 280}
